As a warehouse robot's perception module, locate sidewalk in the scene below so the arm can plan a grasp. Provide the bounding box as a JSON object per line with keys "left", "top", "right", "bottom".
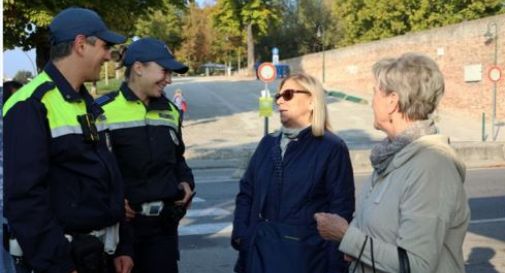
{"left": 183, "top": 94, "right": 505, "bottom": 171}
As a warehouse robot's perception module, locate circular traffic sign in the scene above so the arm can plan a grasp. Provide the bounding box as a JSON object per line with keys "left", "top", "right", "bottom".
{"left": 257, "top": 62, "right": 277, "bottom": 83}
{"left": 488, "top": 66, "right": 502, "bottom": 82}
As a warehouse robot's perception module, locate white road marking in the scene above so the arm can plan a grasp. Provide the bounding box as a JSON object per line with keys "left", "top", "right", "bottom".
{"left": 186, "top": 208, "right": 231, "bottom": 217}
{"left": 179, "top": 222, "right": 231, "bottom": 236}
{"left": 192, "top": 197, "right": 205, "bottom": 203}
{"left": 470, "top": 217, "right": 505, "bottom": 224}
{"left": 197, "top": 178, "right": 237, "bottom": 184}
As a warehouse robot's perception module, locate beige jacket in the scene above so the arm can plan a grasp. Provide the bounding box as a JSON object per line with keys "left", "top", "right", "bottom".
{"left": 340, "top": 135, "right": 470, "bottom": 273}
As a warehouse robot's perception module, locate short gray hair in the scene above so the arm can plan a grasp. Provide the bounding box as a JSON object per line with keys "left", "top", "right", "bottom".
{"left": 372, "top": 53, "right": 445, "bottom": 120}
{"left": 50, "top": 36, "right": 98, "bottom": 61}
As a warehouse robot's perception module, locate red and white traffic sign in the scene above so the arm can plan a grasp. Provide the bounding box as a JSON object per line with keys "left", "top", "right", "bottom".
{"left": 257, "top": 62, "right": 277, "bottom": 83}
{"left": 488, "top": 66, "right": 502, "bottom": 82}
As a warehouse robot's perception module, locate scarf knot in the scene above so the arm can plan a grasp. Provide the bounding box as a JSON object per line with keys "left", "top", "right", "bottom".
{"left": 370, "top": 119, "right": 438, "bottom": 175}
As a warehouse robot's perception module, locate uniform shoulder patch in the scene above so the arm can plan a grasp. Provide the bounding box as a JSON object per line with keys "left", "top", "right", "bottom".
{"left": 95, "top": 91, "right": 119, "bottom": 106}
{"left": 32, "top": 82, "right": 56, "bottom": 100}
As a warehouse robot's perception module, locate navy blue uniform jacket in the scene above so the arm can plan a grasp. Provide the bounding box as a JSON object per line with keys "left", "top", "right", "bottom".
{"left": 232, "top": 128, "right": 355, "bottom": 273}
{"left": 3, "top": 63, "right": 131, "bottom": 273}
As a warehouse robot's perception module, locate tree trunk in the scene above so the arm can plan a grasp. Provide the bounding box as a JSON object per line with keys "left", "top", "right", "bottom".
{"left": 246, "top": 22, "right": 255, "bottom": 76}
{"left": 35, "top": 29, "right": 50, "bottom": 72}
{"left": 237, "top": 50, "right": 241, "bottom": 73}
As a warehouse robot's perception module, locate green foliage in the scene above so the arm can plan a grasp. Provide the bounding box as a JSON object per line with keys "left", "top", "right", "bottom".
{"left": 211, "top": 0, "right": 282, "bottom": 71}
{"left": 5, "top": 0, "right": 505, "bottom": 75}
{"left": 3, "top": 1, "right": 170, "bottom": 50}
{"left": 256, "top": 0, "right": 339, "bottom": 60}
{"left": 84, "top": 78, "right": 122, "bottom": 96}
{"left": 135, "top": 1, "right": 184, "bottom": 50}
{"left": 211, "top": 0, "right": 245, "bottom": 67}
{"left": 212, "top": 0, "right": 242, "bottom": 37}
{"left": 3, "top": 1, "right": 173, "bottom": 70}
{"left": 178, "top": 3, "right": 214, "bottom": 72}
{"left": 241, "top": 0, "right": 282, "bottom": 37}
{"left": 333, "top": 0, "right": 505, "bottom": 46}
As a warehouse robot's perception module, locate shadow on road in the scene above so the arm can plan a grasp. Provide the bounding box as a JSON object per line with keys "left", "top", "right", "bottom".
{"left": 465, "top": 247, "right": 499, "bottom": 273}
{"left": 335, "top": 129, "right": 379, "bottom": 150}
{"left": 467, "top": 195, "right": 505, "bottom": 244}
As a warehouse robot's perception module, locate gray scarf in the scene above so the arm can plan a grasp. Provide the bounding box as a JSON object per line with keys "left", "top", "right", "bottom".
{"left": 280, "top": 126, "right": 307, "bottom": 158}
{"left": 370, "top": 119, "right": 438, "bottom": 175}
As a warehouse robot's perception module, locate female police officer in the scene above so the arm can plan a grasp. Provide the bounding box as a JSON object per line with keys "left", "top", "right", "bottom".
{"left": 97, "top": 38, "right": 194, "bottom": 273}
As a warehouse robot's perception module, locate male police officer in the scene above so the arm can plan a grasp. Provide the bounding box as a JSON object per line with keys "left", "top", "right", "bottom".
{"left": 3, "top": 7, "right": 133, "bottom": 273}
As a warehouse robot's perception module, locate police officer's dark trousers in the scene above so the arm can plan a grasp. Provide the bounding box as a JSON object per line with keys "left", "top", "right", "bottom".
{"left": 132, "top": 215, "right": 179, "bottom": 273}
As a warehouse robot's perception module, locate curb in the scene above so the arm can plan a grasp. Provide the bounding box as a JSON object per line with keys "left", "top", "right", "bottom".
{"left": 186, "top": 142, "right": 505, "bottom": 175}
{"left": 327, "top": 90, "right": 369, "bottom": 104}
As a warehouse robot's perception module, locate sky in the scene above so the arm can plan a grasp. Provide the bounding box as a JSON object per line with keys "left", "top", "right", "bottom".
{"left": 2, "top": 0, "right": 216, "bottom": 80}
{"left": 3, "top": 48, "right": 37, "bottom": 79}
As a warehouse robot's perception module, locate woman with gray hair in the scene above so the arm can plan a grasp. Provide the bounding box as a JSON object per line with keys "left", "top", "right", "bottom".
{"left": 315, "top": 53, "right": 470, "bottom": 273}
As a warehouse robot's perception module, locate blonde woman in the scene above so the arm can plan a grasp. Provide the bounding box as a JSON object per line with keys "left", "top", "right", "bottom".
{"left": 232, "top": 73, "right": 355, "bottom": 273}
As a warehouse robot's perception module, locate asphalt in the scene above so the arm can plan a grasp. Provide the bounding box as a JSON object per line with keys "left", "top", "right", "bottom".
{"left": 177, "top": 76, "right": 505, "bottom": 273}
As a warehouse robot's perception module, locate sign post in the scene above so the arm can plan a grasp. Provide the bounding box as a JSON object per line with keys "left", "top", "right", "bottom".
{"left": 257, "top": 62, "right": 277, "bottom": 135}
{"left": 488, "top": 66, "right": 502, "bottom": 141}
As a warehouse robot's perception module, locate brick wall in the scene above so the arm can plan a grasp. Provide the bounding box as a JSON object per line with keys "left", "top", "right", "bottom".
{"left": 283, "top": 15, "right": 505, "bottom": 120}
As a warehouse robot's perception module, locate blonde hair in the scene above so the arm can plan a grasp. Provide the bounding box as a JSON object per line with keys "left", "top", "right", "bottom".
{"left": 372, "top": 53, "right": 445, "bottom": 120}
{"left": 278, "top": 73, "right": 331, "bottom": 137}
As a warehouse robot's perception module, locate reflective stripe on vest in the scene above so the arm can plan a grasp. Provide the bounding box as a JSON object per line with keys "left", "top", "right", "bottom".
{"left": 3, "top": 72, "right": 107, "bottom": 138}
{"left": 102, "top": 91, "right": 180, "bottom": 132}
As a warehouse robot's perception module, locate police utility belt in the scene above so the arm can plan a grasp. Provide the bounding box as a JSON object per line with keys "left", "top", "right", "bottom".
{"left": 138, "top": 200, "right": 165, "bottom": 216}
{"left": 9, "top": 223, "right": 120, "bottom": 257}
{"left": 135, "top": 200, "right": 188, "bottom": 224}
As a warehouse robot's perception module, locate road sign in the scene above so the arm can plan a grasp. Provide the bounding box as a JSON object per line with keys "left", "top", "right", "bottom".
{"left": 259, "top": 96, "right": 273, "bottom": 117}
{"left": 257, "top": 62, "right": 277, "bottom": 83}
{"left": 488, "top": 66, "right": 502, "bottom": 82}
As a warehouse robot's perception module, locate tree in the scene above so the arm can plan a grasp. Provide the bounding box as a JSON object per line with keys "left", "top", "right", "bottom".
{"left": 212, "top": 0, "right": 244, "bottom": 70}
{"left": 13, "top": 70, "right": 33, "bottom": 84}
{"left": 241, "top": 0, "right": 282, "bottom": 74}
{"left": 178, "top": 3, "right": 213, "bottom": 73}
{"left": 135, "top": 0, "right": 185, "bottom": 51}
{"left": 332, "top": 0, "right": 505, "bottom": 47}
{"left": 212, "top": 0, "right": 282, "bottom": 75}
{"left": 3, "top": 0, "right": 178, "bottom": 71}
{"left": 254, "top": 0, "right": 340, "bottom": 62}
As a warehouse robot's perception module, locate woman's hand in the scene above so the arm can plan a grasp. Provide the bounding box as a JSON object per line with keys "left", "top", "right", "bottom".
{"left": 314, "top": 212, "right": 349, "bottom": 241}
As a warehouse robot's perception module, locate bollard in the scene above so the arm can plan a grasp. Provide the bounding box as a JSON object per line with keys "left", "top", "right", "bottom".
{"left": 482, "top": 112, "right": 486, "bottom": 142}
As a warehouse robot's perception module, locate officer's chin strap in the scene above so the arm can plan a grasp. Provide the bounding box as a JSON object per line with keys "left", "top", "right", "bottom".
{"left": 103, "top": 223, "right": 119, "bottom": 255}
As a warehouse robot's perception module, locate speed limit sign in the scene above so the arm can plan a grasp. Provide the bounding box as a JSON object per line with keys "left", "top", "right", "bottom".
{"left": 257, "top": 62, "right": 277, "bottom": 83}
{"left": 488, "top": 66, "right": 502, "bottom": 82}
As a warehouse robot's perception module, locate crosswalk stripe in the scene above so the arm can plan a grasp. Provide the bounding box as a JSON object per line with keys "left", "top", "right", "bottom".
{"left": 197, "top": 178, "right": 237, "bottom": 184}
{"left": 470, "top": 217, "right": 505, "bottom": 224}
{"left": 192, "top": 197, "right": 205, "bottom": 203}
{"left": 179, "top": 222, "right": 232, "bottom": 236}
{"left": 179, "top": 195, "right": 235, "bottom": 236}
{"left": 186, "top": 208, "right": 231, "bottom": 217}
